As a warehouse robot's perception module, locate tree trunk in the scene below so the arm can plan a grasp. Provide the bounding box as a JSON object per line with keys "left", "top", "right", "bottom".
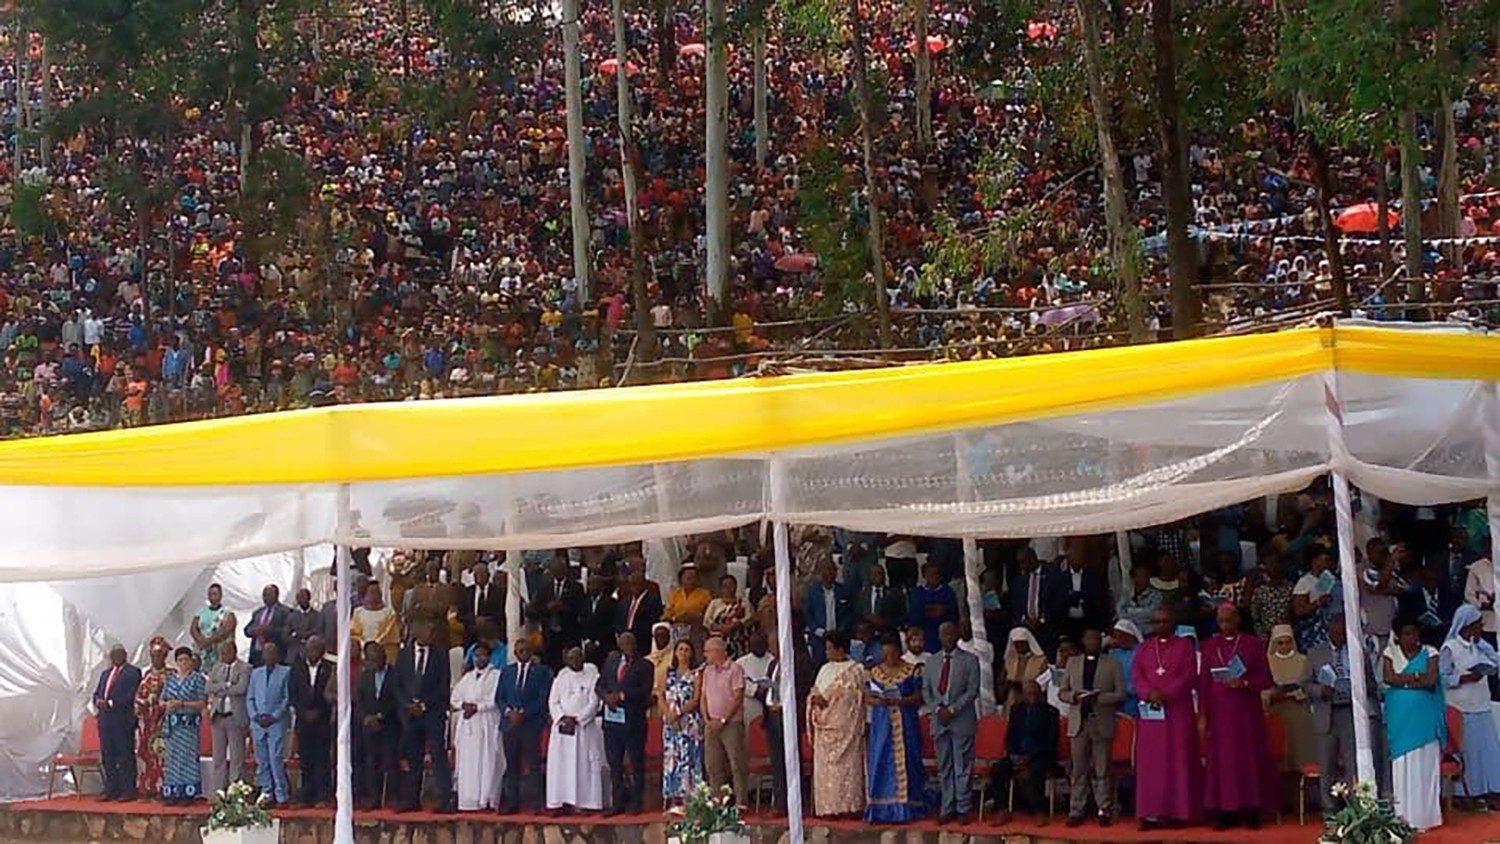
{"left": 562, "top": 0, "right": 592, "bottom": 301}
{"left": 1375, "top": 157, "right": 1391, "bottom": 280}
{"left": 1307, "top": 138, "right": 1349, "bottom": 315}
{"left": 654, "top": 0, "right": 674, "bottom": 90}
{"left": 1398, "top": 109, "right": 1424, "bottom": 306}
{"left": 614, "top": 0, "right": 655, "bottom": 365}
{"left": 12, "top": 9, "right": 24, "bottom": 185}
{"left": 850, "top": 0, "right": 892, "bottom": 347}
{"left": 752, "top": 23, "right": 768, "bottom": 167}
{"left": 704, "top": 0, "right": 730, "bottom": 322}
{"left": 1149, "top": 0, "right": 1199, "bottom": 339}
{"left": 1075, "top": 0, "right": 1145, "bottom": 342}
{"left": 913, "top": 0, "right": 933, "bottom": 155}
{"left": 1436, "top": 11, "right": 1460, "bottom": 254}
{"left": 38, "top": 34, "right": 49, "bottom": 171}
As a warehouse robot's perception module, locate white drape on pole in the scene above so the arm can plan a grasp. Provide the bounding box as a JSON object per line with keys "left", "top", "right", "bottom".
{"left": 1484, "top": 384, "right": 1500, "bottom": 630}
{"left": 333, "top": 489, "right": 354, "bottom": 844}
{"left": 1324, "top": 372, "right": 1377, "bottom": 785}
{"left": 769, "top": 457, "right": 805, "bottom": 844}
{"left": 955, "top": 433, "right": 995, "bottom": 714}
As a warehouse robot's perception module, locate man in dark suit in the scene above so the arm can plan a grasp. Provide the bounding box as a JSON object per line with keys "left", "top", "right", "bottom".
{"left": 355, "top": 640, "right": 400, "bottom": 808}
{"left": 243, "top": 584, "right": 292, "bottom": 666}
{"left": 495, "top": 637, "right": 552, "bottom": 813}
{"left": 528, "top": 556, "right": 585, "bottom": 666}
{"left": 92, "top": 645, "right": 142, "bottom": 801}
{"left": 613, "top": 567, "right": 663, "bottom": 647}
{"left": 597, "top": 631, "right": 654, "bottom": 814}
{"left": 803, "top": 563, "right": 854, "bottom": 664}
{"left": 995, "top": 680, "right": 1061, "bottom": 816}
{"left": 1007, "top": 549, "right": 1068, "bottom": 656}
{"left": 393, "top": 620, "right": 454, "bottom": 812}
{"left": 581, "top": 574, "right": 619, "bottom": 666}
{"left": 856, "top": 563, "right": 908, "bottom": 635}
{"left": 1058, "top": 557, "right": 1111, "bottom": 646}
{"left": 458, "top": 562, "right": 505, "bottom": 648}
{"left": 1398, "top": 565, "right": 1459, "bottom": 647}
{"left": 289, "top": 635, "right": 335, "bottom": 806}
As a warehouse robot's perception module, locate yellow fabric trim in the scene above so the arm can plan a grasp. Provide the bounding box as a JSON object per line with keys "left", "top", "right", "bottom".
{"left": 0, "top": 327, "right": 1490, "bottom": 487}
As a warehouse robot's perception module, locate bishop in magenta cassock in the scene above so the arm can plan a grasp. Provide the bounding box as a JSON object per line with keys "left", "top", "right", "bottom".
{"left": 1131, "top": 607, "right": 1202, "bottom": 829}
{"left": 1199, "top": 603, "right": 1279, "bottom": 829}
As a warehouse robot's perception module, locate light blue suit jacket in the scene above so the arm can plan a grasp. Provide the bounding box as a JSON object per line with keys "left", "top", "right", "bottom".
{"left": 247, "top": 663, "right": 291, "bottom": 732}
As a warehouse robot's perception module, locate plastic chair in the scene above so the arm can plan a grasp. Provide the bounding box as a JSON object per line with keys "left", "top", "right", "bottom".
{"left": 1298, "top": 762, "right": 1321, "bottom": 824}
{"left": 971, "top": 714, "right": 1007, "bottom": 820}
{"left": 46, "top": 714, "right": 101, "bottom": 799}
{"left": 645, "top": 716, "right": 664, "bottom": 771}
{"left": 1108, "top": 713, "right": 1135, "bottom": 811}
{"left": 1264, "top": 713, "right": 1288, "bottom": 822}
{"left": 1442, "top": 705, "right": 1466, "bottom": 811}
{"left": 747, "top": 716, "right": 773, "bottom": 811}
{"left": 919, "top": 717, "right": 937, "bottom": 775}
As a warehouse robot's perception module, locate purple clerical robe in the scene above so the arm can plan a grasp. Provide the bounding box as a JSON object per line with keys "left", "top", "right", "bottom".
{"left": 1132, "top": 634, "right": 1202, "bottom": 823}
{"left": 1199, "top": 632, "right": 1279, "bottom": 814}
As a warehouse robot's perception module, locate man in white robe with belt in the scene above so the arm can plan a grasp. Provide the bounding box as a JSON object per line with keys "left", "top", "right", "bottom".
{"left": 546, "top": 646, "right": 605, "bottom": 812}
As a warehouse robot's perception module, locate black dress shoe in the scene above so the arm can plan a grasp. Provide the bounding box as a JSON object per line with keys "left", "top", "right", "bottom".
{"left": 1065, "top": 814, "right": 1085, "bottom": 827}
{"left": 1138, "top": 818, "right": 1159, "bottom": 831}
{"left": 393, "top": 803, "right": 418, "bottom": 814}
{"left": 1245, "top": 811, "right": 1261, "bottom": 829}
{"left": 1097, "top": 812, "right": 1113, "bottom": 827}
{"left": 604, "top": 806, "right": 623, "bottom": 817}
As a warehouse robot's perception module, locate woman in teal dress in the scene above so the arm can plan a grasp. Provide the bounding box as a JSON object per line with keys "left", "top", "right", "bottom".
{"left": 660, "top": 639, "right": 704, "bottom": 806}
{"left": 864, "top": 635, "right": 926, "bottom": 823}
{"left": 1381, "top": 618, "right": 1445, "bottom": 832}
{"left": 190, "top": 584, "right": 236, "bottom": 672}
{"left": 160, "top": 646, "right": 206, "bottom": 804}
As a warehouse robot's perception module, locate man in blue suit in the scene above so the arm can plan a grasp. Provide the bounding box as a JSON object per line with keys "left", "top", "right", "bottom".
{"left": 496, "top": 636, "right": 552, "bottom": 814}
{"left": 92, "top": 644, "right": 142, "bottom": 801}
{"left": 803, "top": 562, "right": 854, "bottom": 664}
{"left": 394, "top": 620, "right": 454, "bottom": 813}
{"left": 246, "top": 640, "right": 292, "bottom": 805}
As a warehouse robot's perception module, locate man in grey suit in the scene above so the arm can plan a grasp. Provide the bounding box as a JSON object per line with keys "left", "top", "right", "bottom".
{"left": 1304, "top": 612, "right": 1388, "bottom": 808}
{"left": 205, "top": 640, "right": 251, "bottom": 791}
{"left": 924, "top": 621, "right": 980, "bottom": 820}
{"left": 1059, "top": 628, "right": 1125, "bottom": 826}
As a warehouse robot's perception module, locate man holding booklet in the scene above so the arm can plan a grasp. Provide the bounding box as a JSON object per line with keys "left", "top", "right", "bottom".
{"left": 1199, "top": 603, "right": 1278, "bottom": 830}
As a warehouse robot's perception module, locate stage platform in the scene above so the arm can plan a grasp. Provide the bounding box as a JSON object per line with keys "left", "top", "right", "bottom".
{"left": 4, "top": 796, "right": 1500, "bottom": 843}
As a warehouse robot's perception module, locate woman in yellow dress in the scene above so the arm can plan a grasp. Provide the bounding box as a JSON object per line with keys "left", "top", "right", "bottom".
{"left": 351, "top": 582, "right": 403, "bottom": 665}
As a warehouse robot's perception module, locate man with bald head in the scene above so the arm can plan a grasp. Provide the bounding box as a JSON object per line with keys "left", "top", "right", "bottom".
{"left": 924, "top": 621, "right": 980, "bottom": 820}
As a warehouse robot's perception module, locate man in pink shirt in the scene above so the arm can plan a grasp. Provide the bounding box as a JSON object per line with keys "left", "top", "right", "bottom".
{"left": 701, "top": 636, "right": 749, "bottom": 806}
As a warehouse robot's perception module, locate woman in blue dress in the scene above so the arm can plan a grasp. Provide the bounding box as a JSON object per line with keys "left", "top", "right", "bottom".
{"left": 160, "top": 646, "right": 206, "bottom": 804}
{"left": 660, "top": 639, "right": 704, "bottom": 806}
{"left": 865, "top": 634, "right": 926, "bottom": 822}
{"left": 1382, "top": 618, "right": 1446, "bottom": 831}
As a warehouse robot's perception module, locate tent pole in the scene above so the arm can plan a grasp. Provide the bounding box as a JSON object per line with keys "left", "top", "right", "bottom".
{"left": 1323, "top": 371, "right": 1377, "bottom": 785}
{"left": 1484, "top": 383, "right": 1499, "bottom": 642}
{"left": 769, "top": 457, "right": 804, "bottom": 844}
{"left": 954, "top": 434, "right": 995, "bottom": 714}
{"left": 333, "top": 487, "right": 354, "bottom": 844}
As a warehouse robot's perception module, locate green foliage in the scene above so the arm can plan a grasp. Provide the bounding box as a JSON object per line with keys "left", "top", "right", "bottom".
{"left": 798, "top": 143, "right": 870, "bottom": 312}
{"left": 775, "top": 0, "right": 841, "bottom": 51}
{"left": 1322, "top": 781, "right": 1414, "bottom": 844}
{"left": 203, "top": 780, "right": 273, "bottom": 832}
{"left": 10, "top": 178, "right": 55, "bottom": 239}
{"left": 423, "top": 0, "right": 548, "bottom": 74}
{"left": 667, "top": 783, "right": 745, "bottom": 844}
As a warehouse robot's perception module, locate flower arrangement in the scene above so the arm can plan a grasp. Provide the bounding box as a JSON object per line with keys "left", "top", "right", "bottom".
{"left": 1321, "top": 781, "right": 1414, "bottom": 844}
{"left": 667, "top": 783, "right": 746, "bottom": 844}
{"left": 203, "top": 781, "right": 274, "bottom": 833}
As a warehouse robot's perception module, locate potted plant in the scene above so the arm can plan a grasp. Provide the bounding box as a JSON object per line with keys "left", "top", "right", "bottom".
{"left": 667, "top": 783, "right": 748, "bottom": 844}
{"left": 200, "top": 781, "right": 279, "bottom": 844}
{"left": 1320, "top": 781, "right": 1415, "bottom": 844}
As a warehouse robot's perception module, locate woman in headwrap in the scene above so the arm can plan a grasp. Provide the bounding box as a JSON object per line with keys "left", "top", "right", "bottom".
{"left": 1261, "top": 625, "right": 1315, "bottom": 778}
{"left": 646, "top": 622, "right": 674, "bottom": 716}
{"left": 133, "top": 636, "right": 172, "bottom": 797}
{"left": 1002, "top": 626, "right": 1048, "bottom": 711}
{"left": 1441, "top": 603, "right": 1500, "bottom": 809}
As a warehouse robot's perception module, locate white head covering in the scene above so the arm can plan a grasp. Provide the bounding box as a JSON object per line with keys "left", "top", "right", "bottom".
{"left": 1007, "top": 626, "right": 1044, "bottom": 654}
{"left": 1110, "top": 619, "right": 1142, "bottom": 646}
{"left": 648, "top": 622, "right": 673, "bottom": 657}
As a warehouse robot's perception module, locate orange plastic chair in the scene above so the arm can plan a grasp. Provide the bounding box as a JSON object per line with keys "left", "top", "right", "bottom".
{"left": 1442, "top": 705, "right": 1466, "bottom": 811}
{"left": 919, "top": 717, "right": 937, "bottom": 775}
{"left": 972, "top": 714, "right": 1007, "bottom": 820}
{"left": 1298, "top": 762, "right": 1321, "bottom": 824}
{"left": 46, "top": 714, "right": 101, "bottom": 798}
{"left": 1108, "top": 713, "right": 1136, "bottom": 810}
{"left": 747, "top": 715, "right": 773, "bottom": 811}
{"left": 1264, "top": 713, "right": 1288, "bottom": 822}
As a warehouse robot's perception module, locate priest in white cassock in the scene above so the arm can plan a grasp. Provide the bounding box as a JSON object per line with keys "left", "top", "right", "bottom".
{"left": 546, "top": 645, "right": 605, "bottom": 811}
{"left": 451, "top": 640, "right": 506, "bottom": 811}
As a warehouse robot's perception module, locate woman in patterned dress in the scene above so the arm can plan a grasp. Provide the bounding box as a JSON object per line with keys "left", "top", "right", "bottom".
{"left": 659, "top": 639, "right": 704, "bottom": 806}
{"left": 189, "top": 583, "right": 236, "bottom": 673}
{"left": 865, "top": 635, "right": 926, "bottom": 823}
{"left": 133, "top": 637, "right": 172, "bottom": 797}
{"left": 808, "top": 630, "right": 867, "bottom": 818}
{"left": 160, "top": 646, "right": 206, "bottom": 804}
{"left": 704, "top": 574, "right": 751, "bottom": 657}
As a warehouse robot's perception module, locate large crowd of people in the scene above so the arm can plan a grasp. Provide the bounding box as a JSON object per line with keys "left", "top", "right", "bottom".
{"left": 86, "top": 486, "right": 1495, "bottom": 832}
{"left": 2, "top": 2, "right": 1499, "bottom": 439}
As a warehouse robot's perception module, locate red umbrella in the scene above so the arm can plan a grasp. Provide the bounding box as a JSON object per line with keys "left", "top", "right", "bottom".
{"left": 1334, "top": 202, "right": 1399, "bottom": 233}
{"left": 599, "top": 58, "right": 641, "bottom": 76}
{"left": 910, "top": 35, "right": 947, "bottom": 55}
{"left": 1027, "top": 20, "right": 1059, "bottom": 42}
{"left": 678, "top": 42, "right": 706, "bottom": 58}
{"left": 773, "top": 253, "right": 818, "bottom": 273}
